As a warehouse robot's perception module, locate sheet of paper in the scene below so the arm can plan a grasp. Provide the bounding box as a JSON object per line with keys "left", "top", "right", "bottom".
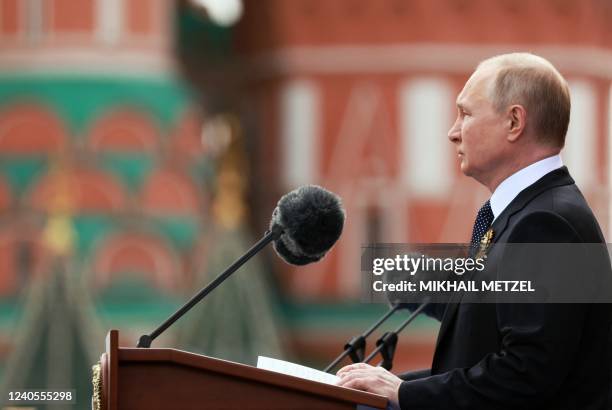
{"left": 257, "top": 356, "right": 340, "bottom": 385}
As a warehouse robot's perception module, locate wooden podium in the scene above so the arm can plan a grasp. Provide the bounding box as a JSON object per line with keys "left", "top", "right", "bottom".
{"left": 93, "top": 330, "right": 388, "bottom": 410}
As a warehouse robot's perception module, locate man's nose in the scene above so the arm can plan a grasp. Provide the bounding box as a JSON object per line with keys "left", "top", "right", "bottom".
{"left": 448, "top": 119, "right": 461, "bottom": 143}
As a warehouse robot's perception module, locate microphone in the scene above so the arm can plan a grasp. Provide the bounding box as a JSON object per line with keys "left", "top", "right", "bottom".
{"left": 323, "top": 304, "right": 401, "bottom": 373}
{"left": 363, "top": 300, "right": 430, "bottom": 371}
{"left": 270, "top": 185, "right": 345, "bottom": 265}
{"left": 136, "top": 185, "right": 345, "bottom": 348}
{"left": 323, "top": 300, "right": 430, "bottom": 373}
{"left": 368, "top": 267, "right": 431, "bottom": 371}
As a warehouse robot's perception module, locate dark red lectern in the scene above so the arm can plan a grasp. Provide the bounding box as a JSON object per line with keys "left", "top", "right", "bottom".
{"left": 93, "top": 330, "right": 388, "bottom": 410}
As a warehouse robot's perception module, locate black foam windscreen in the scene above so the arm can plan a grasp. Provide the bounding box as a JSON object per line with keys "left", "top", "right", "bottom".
{"left": 270, "top": 185, "right": 345, "bottom": 265}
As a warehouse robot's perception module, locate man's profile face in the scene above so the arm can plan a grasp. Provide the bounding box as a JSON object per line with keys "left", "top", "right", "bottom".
{"left": 448, "top": 67, "right": 508, "bottom": 188}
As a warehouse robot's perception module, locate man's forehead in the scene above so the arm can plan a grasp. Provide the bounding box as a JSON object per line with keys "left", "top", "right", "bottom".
{"left": 457, "top": 67, "right": 495, "bottom": 105}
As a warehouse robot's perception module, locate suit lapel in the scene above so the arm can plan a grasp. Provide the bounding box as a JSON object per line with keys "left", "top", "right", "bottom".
{"left": 432, "top": 167, "right": 574, "bottom": 371}
{"left": 489, "top": 166, "right": 574, "bottom": 242}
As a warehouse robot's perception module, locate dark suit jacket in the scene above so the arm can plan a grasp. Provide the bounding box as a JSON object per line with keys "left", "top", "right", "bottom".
{"left": 398, "top": 167, "right": 612, "bottom": 410}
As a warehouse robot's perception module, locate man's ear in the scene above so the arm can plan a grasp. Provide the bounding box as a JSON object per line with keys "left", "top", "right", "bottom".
{"left": 507, "top": 104, "right": 527, "bottom": 142}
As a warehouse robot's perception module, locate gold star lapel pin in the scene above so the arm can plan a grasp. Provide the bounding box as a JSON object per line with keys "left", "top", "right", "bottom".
{"left": 476, "top": 228, "right": 494, "bottom": 259}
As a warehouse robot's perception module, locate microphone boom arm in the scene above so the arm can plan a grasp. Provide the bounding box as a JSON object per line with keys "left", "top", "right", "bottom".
{"left": 136, "top": 228, "right": 282, "bottom": 348}
{"left": 363, "top": 301, "right": 430, "bottom": 369}
{"left": 323, "top": 304, "right": 400, "bottom": 373}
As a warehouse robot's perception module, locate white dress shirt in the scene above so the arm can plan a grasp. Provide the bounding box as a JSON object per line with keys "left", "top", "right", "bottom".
{"left": 490, "top": 154, "right": 564, "bottom": 221}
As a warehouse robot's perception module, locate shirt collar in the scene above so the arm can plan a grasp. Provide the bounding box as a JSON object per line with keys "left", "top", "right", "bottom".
{"left": 490, "top": 154, "right": 563, "bottom": 221}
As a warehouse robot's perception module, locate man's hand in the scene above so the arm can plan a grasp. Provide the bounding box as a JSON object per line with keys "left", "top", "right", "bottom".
{"left": 336, "top": 363, "right": 402, "bottom": 409}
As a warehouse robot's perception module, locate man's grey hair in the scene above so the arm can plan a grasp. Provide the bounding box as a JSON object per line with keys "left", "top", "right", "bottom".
{"left": 478, "top": 53, "right": 571, "bottom": 148}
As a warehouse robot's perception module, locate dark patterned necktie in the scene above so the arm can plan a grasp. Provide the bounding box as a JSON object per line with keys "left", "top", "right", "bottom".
{"left": 470, "top": 200, "right": 494, "bottom": 254}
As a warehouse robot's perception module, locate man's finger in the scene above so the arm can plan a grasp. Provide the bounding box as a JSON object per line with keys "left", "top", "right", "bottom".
{"left": 338, "top": 374, "right": 377, "bottom": 392}
{"left": 338, "top": 362, "right": 371, "bottom": 372}
{"left": 336, "top": 370, "right": 381, "bottom": 387}
{"left": 336, "top": 362, "right": 372, "bottom": 377}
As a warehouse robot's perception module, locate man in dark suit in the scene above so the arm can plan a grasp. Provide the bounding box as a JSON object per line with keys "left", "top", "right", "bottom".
{"left": 337, "top": 53, "right": 612, "bottom": 409}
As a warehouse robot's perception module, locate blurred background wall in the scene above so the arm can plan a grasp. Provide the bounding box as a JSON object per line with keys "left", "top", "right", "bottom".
{"left": 0, "top": 0, "right": 610, "bottom": 408}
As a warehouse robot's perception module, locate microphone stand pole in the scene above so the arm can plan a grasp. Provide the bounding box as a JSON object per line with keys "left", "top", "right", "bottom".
{"left": 363, "top": 301, "right": 429, "bottom": 370}
{"left": 323, "top": 304, "right": 400, "bottom": 373}
{"left": 136, "top": 228, "right": 282, "bottom": 348}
